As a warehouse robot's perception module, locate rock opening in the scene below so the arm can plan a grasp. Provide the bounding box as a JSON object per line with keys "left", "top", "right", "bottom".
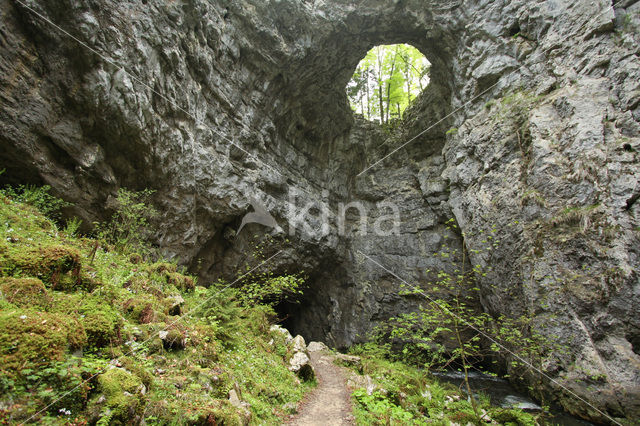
{"left": 345, "top": 43, "right": 431, "bottom": 124}
{"left": 1, "top": 0, "right": 639, "bottom": 421}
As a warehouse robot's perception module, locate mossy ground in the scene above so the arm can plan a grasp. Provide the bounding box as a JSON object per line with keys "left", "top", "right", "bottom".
{"left": 345, "top": 343, "right": 540, "bottom": 425}
{"left": 0, "top": 193, "right": 312, "bottom": 424}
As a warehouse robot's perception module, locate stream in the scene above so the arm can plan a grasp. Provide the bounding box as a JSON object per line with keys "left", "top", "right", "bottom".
{"left": 432, "top": 371, "right": 594, "bottom": 426}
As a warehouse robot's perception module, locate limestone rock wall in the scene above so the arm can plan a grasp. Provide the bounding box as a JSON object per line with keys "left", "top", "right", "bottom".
{"left": 1, "top": 0, "right": 639, "bottom": 421}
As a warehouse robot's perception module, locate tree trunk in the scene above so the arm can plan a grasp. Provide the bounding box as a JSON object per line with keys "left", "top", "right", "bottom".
{"left": 365, "top": 69, "right": 371, "bottom": 120}
{"left": 406, "top": 72, "right": 412, "bottom": 106}
{"left": 376, "top": 47, "right": 385, "bottom": 124}
{"left": 378, "top": 83, "right": 384, "bottom": 124}
{"left": 385, "top": 50, "right": 398, "bottom": 123}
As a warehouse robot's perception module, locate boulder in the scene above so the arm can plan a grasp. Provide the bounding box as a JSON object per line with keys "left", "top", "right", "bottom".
{"left": 166, "top": 295, "right": 184, "bottom": 316}
{"left": 335, "top": 353, "right": 361, "bottom": 369}
{"left": 288, "top": 352, "right": 314, "bottom": 381}
{"left": 290, "top": 335, "right": 307, "bottom": 353}
{"left": 269, "top": 325, "right": 293, "bottom": 344}
{"left": 307, "top": 341, "right": 329, "bottom": 352}
{"left": 228, "top": 383, "right": 252, "bottom": 424}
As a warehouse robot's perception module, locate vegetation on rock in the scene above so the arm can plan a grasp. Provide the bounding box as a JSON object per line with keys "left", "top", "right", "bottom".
{"left": 345, "top": 343, "right": 538, "bottom": 425}
{"left": 0, "top": 186, "right": 313, "bottom": 424}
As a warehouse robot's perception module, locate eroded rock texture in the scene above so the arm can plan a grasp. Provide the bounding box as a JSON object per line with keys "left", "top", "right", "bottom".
{"left": 1, "top": 0, "right": 639, "bottom": 421}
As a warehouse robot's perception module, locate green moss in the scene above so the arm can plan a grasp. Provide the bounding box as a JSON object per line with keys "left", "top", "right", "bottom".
{"left": 83, "top": 310, "right": 121, "bottom": 349}
{"left": 143, "top": 397, "right": 244, "bottom": 425}
{"left": 148, "top": 261, "right": 177, "bottom": 274}
{"left": 166, "top": 271, "right": 195, "bottom": 292}
{"left": 0, "top": 310, "right": 86, "bottom": 379}
{"left": 1, "top": 244, "right": 82, "bottom": 290}
{"left": 119, "top": 356, "right": 154, "bottom": 388}
{"left": 123, "top": 297, "right": 155, "bottom": 324}
{"left": 491, "top": 408, "right": 538, "bottom": 425}
{"left": 128, "top": 252, "right": 143, "bottom": 264}
{"left": 0, "top": 277, "right": 51, "bottom": 310}
{"left": 161, "top": 325, "right": 188, "bottom": 350}
{"left": 97, "top": 367, "right": 145, "bottom": 421}
{"left": 0, "top": 186, "right": 314, "bottom": 424}
{"left": 52, "top": 293, "right": 122, "bottom": 349}
{"left": 126, "top": 276, "right": 166, "bottom": 299}
{"left": 146, "top": 261, "right": 196, "bottom": 293}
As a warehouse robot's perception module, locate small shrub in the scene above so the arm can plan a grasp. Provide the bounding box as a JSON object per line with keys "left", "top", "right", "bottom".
{"left": 352, "top": 388, "right": 415, "bottom": 424}
{"left": 94, "top": 188, "right": 158, "bottom": 254}
{"left": 238, "top": 274, "right": 305, "bottom": 307}
{"left": 63, "top": 216, "right": 83, "bottom": 237}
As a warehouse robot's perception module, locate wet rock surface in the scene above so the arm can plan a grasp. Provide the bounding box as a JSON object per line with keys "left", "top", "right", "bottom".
{"left": 1, "top": 0, "right": 639, "bottom": 421}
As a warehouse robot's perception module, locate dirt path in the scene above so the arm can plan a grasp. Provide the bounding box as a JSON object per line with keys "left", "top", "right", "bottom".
{"left": 287, "top": 350, "right": 355, "bottom": 425}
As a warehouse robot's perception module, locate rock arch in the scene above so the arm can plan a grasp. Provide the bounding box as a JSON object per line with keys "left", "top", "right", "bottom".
{"left": 1, "top": 0, "right": 638, "bottom": 422}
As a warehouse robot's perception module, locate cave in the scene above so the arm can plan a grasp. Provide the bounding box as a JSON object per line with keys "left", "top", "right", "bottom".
{"left": 1, "top": 0, "right": 639, "bottom": 422}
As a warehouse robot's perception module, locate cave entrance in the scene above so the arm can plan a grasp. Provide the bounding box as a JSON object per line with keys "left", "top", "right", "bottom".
{"left": 273, "top": 275, "right": 331, "bottom": 345}
{"left": 346, "top": 43, "right": 430, "bottom": 124}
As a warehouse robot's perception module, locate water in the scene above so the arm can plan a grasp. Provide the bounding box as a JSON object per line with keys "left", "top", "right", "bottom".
{"left": 432, "top": 370, "right": 594, "bottom": 426}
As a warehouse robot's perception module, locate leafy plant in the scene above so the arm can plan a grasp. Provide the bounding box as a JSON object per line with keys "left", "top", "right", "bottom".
{"left": 0, "top": 185, "right": 312, "bottom": 424}
{"left": 238, "top": 273, "right": 305, "bottom": 307}
{"left": 64, "top": 216, "right": 83, "bottom": 237}
{"left": 94, "top": 188, "right": 157, "bottom": 254}
{"left": 235, "top": 235, "right": 306, "bottom": 308}
{"left": 346, "top": 342, "right": 539, "bottom": 425}
{"left": 489, "top": 313, "right": 570, "bottom": 422}
{"left": 1, "top": 183, "right": 71, "bottom": 221}
{"left": 372, "top": 219, "right": 494, "bottom": 421}
{"left": 352, "top": 388, "right": 415, "bottom": 424}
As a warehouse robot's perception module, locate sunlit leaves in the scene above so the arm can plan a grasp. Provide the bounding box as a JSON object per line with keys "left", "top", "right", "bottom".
{"left": 347, "top": 44, "right": 430, "bottom": 123}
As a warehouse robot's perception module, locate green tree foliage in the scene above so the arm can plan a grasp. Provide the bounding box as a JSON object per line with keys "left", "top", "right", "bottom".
{"left": 237, "top": 236, "right": 306, "bottom": 307}
{"left": 378, "top": 218, "right": 490, "bottom": 421}
{"left": 347, "top": 44, "right": 430, "bottom": 123}
{"left": 490, "top": 313, "right": 570, "bottom": 420}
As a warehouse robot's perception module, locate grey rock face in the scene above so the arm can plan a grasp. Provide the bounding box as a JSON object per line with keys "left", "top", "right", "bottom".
{"left": 1, "top": 0, "right": 639, "bottom": 421}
